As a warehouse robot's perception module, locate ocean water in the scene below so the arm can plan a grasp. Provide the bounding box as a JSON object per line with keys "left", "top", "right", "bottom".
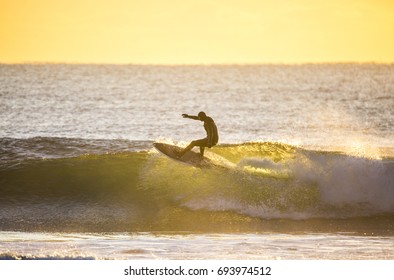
{"left": 0, "top": 63, "right": 393, "bottom": 260}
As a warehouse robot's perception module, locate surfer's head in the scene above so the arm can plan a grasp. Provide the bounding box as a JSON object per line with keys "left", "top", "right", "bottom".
{"left": 198, "top": 111, "right": 207, "bottom": 121}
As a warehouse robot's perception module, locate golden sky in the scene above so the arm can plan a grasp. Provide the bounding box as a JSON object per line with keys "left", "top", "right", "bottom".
{"left": 1, "top": 0, "right": 393, "bottom": 64}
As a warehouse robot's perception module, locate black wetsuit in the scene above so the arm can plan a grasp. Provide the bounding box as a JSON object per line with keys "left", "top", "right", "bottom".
{"left": 201, "top": 116, "right": 219, "bottom": 148}
{"left": 181, "top": 114, "right": 219, "bottom": 156}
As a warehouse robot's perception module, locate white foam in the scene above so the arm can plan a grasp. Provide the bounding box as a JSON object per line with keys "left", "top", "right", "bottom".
{"left": 290, "top": 152, "right": 394, "bottom": 212}
{"left": 183, "top": 151, "right": 394, "bottom": 219}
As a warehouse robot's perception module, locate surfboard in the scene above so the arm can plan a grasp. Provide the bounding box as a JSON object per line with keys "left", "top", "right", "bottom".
{"left": 153, "top": 142, "right": 214, "bottom": 168}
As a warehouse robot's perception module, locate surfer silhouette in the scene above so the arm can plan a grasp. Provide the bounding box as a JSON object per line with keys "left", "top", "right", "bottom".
{"left": 179, "top": 111, "right": 219, "bottom": 158}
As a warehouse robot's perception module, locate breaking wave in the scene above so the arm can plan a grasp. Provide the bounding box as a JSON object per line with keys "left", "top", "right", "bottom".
{"left": 0, "top": 137, "right": 393, "bottom": 232}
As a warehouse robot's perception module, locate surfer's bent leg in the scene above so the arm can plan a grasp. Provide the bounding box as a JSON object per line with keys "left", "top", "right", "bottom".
{"left": 200, "top": 146, "right": 205, "bottom": 157}
{"left": 179, "top": 138, "right": 208, "bottom": 157}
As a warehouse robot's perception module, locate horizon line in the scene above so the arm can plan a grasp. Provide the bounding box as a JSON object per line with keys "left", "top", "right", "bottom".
{"left": 1, "top": 61, "right": 393, "bottom": 66}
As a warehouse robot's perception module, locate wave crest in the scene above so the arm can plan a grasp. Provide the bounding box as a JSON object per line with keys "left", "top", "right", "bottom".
{"left": 1, "top": 138, "right": 393, "bottom": 232}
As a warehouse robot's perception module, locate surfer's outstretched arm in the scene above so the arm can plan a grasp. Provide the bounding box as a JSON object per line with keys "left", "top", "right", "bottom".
{"left": 182, "top": 114, "right": 199, "bottom": 120}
